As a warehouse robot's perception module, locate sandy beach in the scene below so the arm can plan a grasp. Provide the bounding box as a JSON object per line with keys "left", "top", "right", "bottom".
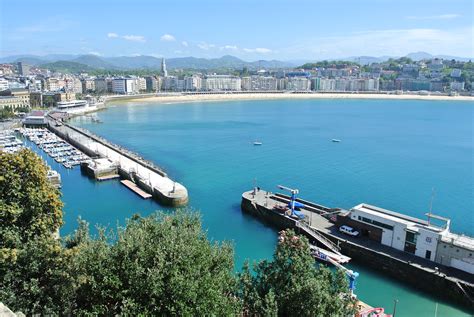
{"left": 108, "top": 92, "right": 474, "bottom": 105}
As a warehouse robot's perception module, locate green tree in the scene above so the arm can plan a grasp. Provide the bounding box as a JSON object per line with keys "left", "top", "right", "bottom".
{"left": 238, "top": 230, "right": 355, "bottom": 317}
{"left": 68, "top": 211, "right": 241, "bottom": 315}
{"left": 0, "top": 149, "right": 72, "bottom": 314}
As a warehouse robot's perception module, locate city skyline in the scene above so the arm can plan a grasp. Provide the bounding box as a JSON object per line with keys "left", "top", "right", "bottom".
{"left": 1, "top": 0, "right": 473, "bottom": 60}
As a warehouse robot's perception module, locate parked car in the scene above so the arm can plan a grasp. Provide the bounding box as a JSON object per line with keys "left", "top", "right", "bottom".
{"left": 339, "top": 225, "right": 359, "bottom": 237}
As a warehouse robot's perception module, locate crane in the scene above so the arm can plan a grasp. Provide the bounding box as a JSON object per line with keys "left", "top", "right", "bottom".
{"left": 327, "top": 256, "right": 359, "bottom": 297}
{"left": 277, "top": 185, "right": 303, "bottom": 218}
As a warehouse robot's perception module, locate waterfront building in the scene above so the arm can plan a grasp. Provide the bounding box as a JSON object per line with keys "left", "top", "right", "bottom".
{"left": 161, "top": 58, "right": 168, "bottom": 77}
{"left": 450, "top": 69, "right": 462, "bottom": 78}
{"left": 112, "top": 78, "right": 138, "bottom": 94}
{"left": 184, "top": 75, "right": 202, "bottom": 91}
{"left": 319, "top": 78, "right": 336, "bottom": 91}
{"left": 145, "top": 76, "right": 158, "bottom": 92}
{"left": 44, "top": 78, "right": 61, "bottom": 91}
{"left": 241, "top": 76, "right": 277, "bottom": 91}
{"left": 95, "top": 78, "right": 112, "bottom": 94}
{"left": 0, "top": 88, "right": 31, "bottom": 107}
{"left": 276, "top": 78, "right": 286, "bottom": 90}
{"left": 42, "top": 92, "right": 76, "bottom": 108}
{"left": 17, "top": 62, "right": 30, "bottom": 76}
{"left": 0, "top": 96, "right": 28, "bottom": 110}
{"left": 162, "top": 76, "right": 178, "bottom": 91}
{"left": 23, "top": 110, "right": 47, "bottom": 126}
{"left": 81, "top": 78, "right": 95, "bottom": 93}
{"left": 0, "top": 79, "right": 8, "bottom": 91}
{"left": 65, "top": 78, "right": 82, "bottom": 93}
{"left": 310, "top": 77, "right": 320, "bottom": 91}
{"left": 286, "top": 77, "right": 311, "bottom": 91}
{"left": 339, "top": 204, "right": 474, "bottom": 274}
{"left": 203, "top": 75, "right": 241, "bottom": 91}
{"left": 450, "top": 82, "right": 465, "bottom": 91}
{"left": 29, "top": 92, "right": 43, "bottom": 108}
{"left": 429, "top": 80, "right": 444, "bottom": 92}
{"left": 138, "top": 77, "right": 147, "bottom": 92}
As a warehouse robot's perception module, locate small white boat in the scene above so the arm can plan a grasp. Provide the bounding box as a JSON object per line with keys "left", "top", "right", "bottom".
{"left": 331, "top": 139, "right": 341, "bottom": 143}
{"left": 310, "top": 245, "right": 351, "bottom": 264}
{"left": 253, "top": 141, "right": 263, "bottom": 146}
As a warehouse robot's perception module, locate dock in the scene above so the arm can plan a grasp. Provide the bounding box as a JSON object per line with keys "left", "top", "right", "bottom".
{"left": 121, "top": 180, "right": 152, "bottom": 199}
{"left": 241, "top": 188, "right": 474, "bottom": 310}
{"left": 47, "top": 118, "right": 188, "bottom": 206}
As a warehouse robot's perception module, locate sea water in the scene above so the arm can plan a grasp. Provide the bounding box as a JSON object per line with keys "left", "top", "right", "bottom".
{"left": 51, "top": 98, "right": 473, "bottom": 316}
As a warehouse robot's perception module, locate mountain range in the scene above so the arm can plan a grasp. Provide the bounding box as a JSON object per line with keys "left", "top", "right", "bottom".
{"left": 0, "top": 52, "right": 471, "bottom": 72}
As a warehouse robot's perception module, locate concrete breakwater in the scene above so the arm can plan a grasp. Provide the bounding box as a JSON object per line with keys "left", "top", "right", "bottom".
{"left": 48, "top": 120, "right": 188, "bottom": 207}
{"left": 241, "top": 190, "right": 474, "bottom": 310}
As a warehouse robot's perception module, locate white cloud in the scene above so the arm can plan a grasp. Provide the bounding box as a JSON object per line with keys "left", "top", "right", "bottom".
{"left": 122, "top": 35, "right": 146, "bottom": 42}
{"left": 221, "top": 45, "right": 238, "bottom": 50}
{"left": 284, "top": 27, "right": 474, "bottom": 59}
{"left": 243, "top": 47, "right": 272, "bottom": 54}
{"left": 160, "top": 34, "right": 176, "bottom": 41}
{"left": 181, "top": 41, "right": 188, "bottom": 47}
{"left": 88, "top": 51, "right": 102, "bottom": 56}
{"left": 197, "top": 42, "right": 215, "bottom": 50}
{"left": 406, "top": 14, "right": 461, "bottom": 20}
{"left": 107, "top": 32, "right": 119, "bottom": 38}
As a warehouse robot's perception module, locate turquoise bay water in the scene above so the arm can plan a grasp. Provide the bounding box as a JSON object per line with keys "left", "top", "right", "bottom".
{"left": 52, "top": 98, "right": 473, "bottom": 316}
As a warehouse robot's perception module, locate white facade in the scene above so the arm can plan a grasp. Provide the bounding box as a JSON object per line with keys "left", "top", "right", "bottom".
{"left": 0, "top": 79, "right": 8, "bottom": 91}
{"left": 286, "top": 77, "right": 311, "bottom": 91}
{"left": 112, "top": 78, "right": 138, "bottom": 94}
{"left": 450, "top": 82, "right": 465, "bottom": 91}
{"left": 184, "top": 76, "right": 202, "bottom": 91}
{"left": 203, "top": 75, "right": 241, "bottom": 91}
{"left": 138, "top": 77, "right": 147, "bottom": 91}
{"left": 241, "top": 76, "right": 277, "bottom": 91}
{"left": 349, "top": 204, "right": 443, "bottom": 261}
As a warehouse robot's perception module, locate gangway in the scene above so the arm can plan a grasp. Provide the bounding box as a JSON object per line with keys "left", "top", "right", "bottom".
{"left": 296, "top": 220, "right": 341, "bottom": 255}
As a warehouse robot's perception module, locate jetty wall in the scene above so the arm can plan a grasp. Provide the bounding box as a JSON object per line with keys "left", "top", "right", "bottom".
{"left": 47, "top": 121, "right": 188, "bottom": 207}
{"left": 241, "top": 195, "right": 474, "bottom": 310}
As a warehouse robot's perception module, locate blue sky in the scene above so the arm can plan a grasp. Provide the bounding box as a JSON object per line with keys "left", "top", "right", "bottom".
{"left": 0, "top": 0, "right": 472, "bottom": 60}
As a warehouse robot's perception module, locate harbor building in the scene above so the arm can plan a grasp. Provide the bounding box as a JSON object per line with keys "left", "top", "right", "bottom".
{"left": 339, "top": 204, "right": 474, "bottom": 273}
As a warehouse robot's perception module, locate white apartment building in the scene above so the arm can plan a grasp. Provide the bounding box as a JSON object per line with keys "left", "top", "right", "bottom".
{"left": 138, "top": 77, "right": 147, "bottom": 92}
{"left": 241, "top": 76, "right": 277, "bottom": 91}
{"left": 203, "top": 75, "right": 241, "bottom": 91}
{"left": 162, "top": 76, "right": 178, "bottom": 91}
{"left": 112, "top": 78, "right": 138, "bottom": 94}
{"left": 286, "top": 77, "right": 311, "bottom": 91}
{"left": 450, "top": 82, "right": 465, "bottom": 91}
{"left": 184, "top": 76, "right": 202, "bottom": 91}
{"left": 0, "top": 79, "right": 8, "bottom": 91}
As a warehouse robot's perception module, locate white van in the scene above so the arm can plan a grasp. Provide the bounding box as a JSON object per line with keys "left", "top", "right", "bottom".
{"left": 339, "top": 225, "right": 359, "bottom": 237}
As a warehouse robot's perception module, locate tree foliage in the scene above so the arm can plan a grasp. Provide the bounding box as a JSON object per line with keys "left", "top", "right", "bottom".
{"left": 238, "top": 230, "right": 355, "bottom": 317}
{"left": 1, "top": 150, "right": 355, "bottom": 315}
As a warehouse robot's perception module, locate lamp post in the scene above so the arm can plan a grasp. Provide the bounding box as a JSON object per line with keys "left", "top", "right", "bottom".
{"left": 393, "top": 299, "right": 399, "bottom": 317}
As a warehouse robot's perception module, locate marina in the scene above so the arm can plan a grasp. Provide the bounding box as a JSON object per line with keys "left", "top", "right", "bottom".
{"left": 18, "top": 128, "right": 90, "bottom": 169}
